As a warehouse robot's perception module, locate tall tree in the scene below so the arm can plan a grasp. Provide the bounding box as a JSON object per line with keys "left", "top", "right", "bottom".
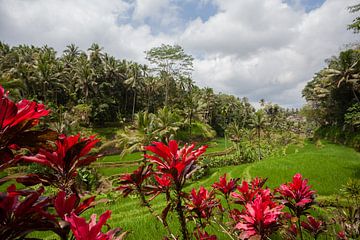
{"left": 145, "top": 44, "right": 194, "bottom": 106}
{"left": 250, "top": 110, "right": 268, "bottom": 161}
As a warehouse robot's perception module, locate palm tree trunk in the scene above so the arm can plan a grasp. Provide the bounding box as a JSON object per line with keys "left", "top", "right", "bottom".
{"left": 189, "top": 109, "right": 193, "bottom": 136}
{"left": 165, "top": 75, "right": 169, "bottom": 107}
{"left": 132, "top": 90, "right": 136, "bottom": 120}
{"left": 124, "top": 91, "right": 128, "bottom": 113}
{"left": 257, "top": 128, "right": 261, "bottom": 161}
{"left": 352, "top": 87, "right": 360, "bottom": 103}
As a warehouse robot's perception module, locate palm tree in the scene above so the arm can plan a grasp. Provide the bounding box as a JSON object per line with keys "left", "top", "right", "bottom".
{"left": 74, "top": 55, "right": 96, "bottom": 103}
{"left": 323, "top": 50, "right": 360, "bottom": 102}
{"left": 250, "top": 110, "right": 268, "bottom": 160}
{"left": 88, "top": 43, "right": 104, "bottom": 70}
{"left": 226, "top": 122, "right": 243, "bottom": 153}
{"left": 100, "top": 111, "right": 158, "bottom": 161}
{"left": 34, "top": 46, "right": 60, "bottom": 103}
{"left": 124, "top": 62, "right": 144, "bottom": 120}
{"left": 154, "top": 106, "right": 182, "bottom": 142}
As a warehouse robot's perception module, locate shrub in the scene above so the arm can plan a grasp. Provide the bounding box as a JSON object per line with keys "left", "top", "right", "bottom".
{"left": 202, "top": 151, "right": 255, "bottom": 168}
{"left": 0, "top": 85, "right": 124, "bottom": 240}
{"left": 314, "top": 125, "right": 360, "bottom": 151}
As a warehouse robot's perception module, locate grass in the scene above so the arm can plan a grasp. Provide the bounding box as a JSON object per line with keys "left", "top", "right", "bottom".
{"left": 191, "top": 141, "right": 360, "bottom": 196}
{"left": 98, "top": 152, "right": 143, "bottom": 163}
{"left": 30, "top": 140, "right": 360, "bottom": 239}
{"left": 97, "top": 137, "right": 228, "bottom": 163}
{"left": 98, "top": 166, "right": 138, "bottom": 177}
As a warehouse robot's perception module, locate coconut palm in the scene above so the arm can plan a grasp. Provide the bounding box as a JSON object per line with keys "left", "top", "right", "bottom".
{"left": 124, "top": 62, "right": 145, "bottom": 120}
{"left": 100, "top": 111, "right": 158, "bottom": 161}
{"left": 74, "top": 55, "right": 96, "bottom": 103}
{"left": 250, "top": 110, "right": 268, "bottom": 160}
{"left": 323, "top": 49, "right": 360, "bottom": 102}
{"left": 154, "top": 106, "right": 182, "bottom": 142}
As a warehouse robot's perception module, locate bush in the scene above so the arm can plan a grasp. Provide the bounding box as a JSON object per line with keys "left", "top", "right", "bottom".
{"left": 314, "top": 125, "right": 360, "bottom": 151}
{"left": 202, "top": 151, "right": 255, "bottom": 168}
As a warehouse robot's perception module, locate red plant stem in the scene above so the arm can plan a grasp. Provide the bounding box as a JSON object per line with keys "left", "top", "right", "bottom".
{"left": 225, "top": 195, "right": 231, "bottom": 212}
{"left": 297, "top": 218, "right": 304, "bottom": 240}
{"left": 175, "top": 184, "right": 189, "bottom": 240}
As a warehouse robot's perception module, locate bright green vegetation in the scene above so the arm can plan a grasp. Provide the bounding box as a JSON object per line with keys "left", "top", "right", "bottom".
{"left": 32, "top": 141, "right": 360, "bottom": 239}
{"left": 95, "top": 138, "right": 229, "bottom": 176}
{"left": 192, "top": 141, "right": 360, "bottom": 196}
{"left": 97, "top": 166, "right": 138, "bottom": 177}
{"left": 97, "top": 137, "right": 228, "bottom": 163}
{"left": 98, "top": 152, "right": 143, "bottom": 163}
{"left": 203, "top": 138, "right": 228, "bottom": 153}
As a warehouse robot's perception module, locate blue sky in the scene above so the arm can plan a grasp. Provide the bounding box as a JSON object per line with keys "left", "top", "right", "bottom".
{"left": 0, "top": 0, "right": 357, "bottom": 107}
{"left": 126, "top": 0, "right": 328, "bottom": 35}
{"left": 286, "top": 0, "right": 326, "bottom": 11}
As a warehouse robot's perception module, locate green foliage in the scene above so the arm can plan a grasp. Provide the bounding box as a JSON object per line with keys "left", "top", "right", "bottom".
{"left": 176, "top": 121, "right": 216, "bottom": 141}
{"left": 302, "top": 48, "right": 360, "bottom": 126}
{"left": 345, "top": 103, "right": 360, "bottom": 128}
{"left": 348, "top": 3, "right": 360, "bottom": 33}
{"left": 202, "top": 151, "right": 255, "bottom": 169}
{"left": 76, "top": 167, "right": 101, "bottom": 192}
{"left": 315, "top": 139, "right": 324, "bottom": 148}
{"left": 340, "top": 178, "right": 360, "bottom": 198}
{"left": 314, "top": 125, "right": 360, "bottom": 151}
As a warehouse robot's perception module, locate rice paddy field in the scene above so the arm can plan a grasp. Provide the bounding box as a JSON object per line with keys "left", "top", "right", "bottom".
{"left": 30, "top": 140, "right": 360, "bottom": 239}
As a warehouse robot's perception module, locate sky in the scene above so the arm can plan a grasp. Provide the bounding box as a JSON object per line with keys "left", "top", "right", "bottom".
{"left": 0, "top": 0, "right": 358, "bottom": 108}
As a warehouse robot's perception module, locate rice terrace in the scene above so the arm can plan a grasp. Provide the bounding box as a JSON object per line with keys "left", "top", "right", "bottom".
{"left": 0, "top": 0, "right": 359, "bottom": 239}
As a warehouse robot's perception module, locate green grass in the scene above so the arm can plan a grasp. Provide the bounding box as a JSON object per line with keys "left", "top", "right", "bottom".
{"left": 21, "top": 141, "right": 360, "bottom": 239}
{"left": 190, "top": 141, "right": 360, "bottom": 195}
{"left": 203, "top": 137, "right": 228, "bottom": 153}
{"left": 98, "top": 152, "right": 143, "bottom": 163}
{"left": 97, "top": 137, "right": 228, "bottom": 163}
{"left": 98, "top": 166, "right": 138, "bottom": 177}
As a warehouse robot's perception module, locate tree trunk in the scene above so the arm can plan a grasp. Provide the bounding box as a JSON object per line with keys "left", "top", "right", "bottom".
{"left": 165, "top": 75, "right": 169, "bottom": 107}
{"left": 352, "top": 87, "right": 360, "bottom": 103}
{"left": 175, "top": 185, "right": 189, "bottom": 240}
{"left": 189, "top": 109, "right": 193, "bottom": 136}
{"left": 257, "top": 128, "right": 261, "bottom": 161}
{"left": 132, "top": 90, "right": 136, "bottom": 120}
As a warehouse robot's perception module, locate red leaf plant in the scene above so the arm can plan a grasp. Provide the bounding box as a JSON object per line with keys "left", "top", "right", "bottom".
{"left": 231, "top": 177, "right": 267, "bottom": 205}
{"left": 277, "top": 173, "right": 316, "bottom": 217}
{"left": 143, "top": 140, "right": 208, "bottom": 240}
{"left": 283, "top": 224, "right": 298, "bottom": 240}
{"left": 0, "top": 85, "right": 56, "bottom": 171}
{"left": 212, "top": 174, "right": 239, "bottom": 199}
{"left": 187, "top": 186, "right": 219, "bottom": 220}
{"left": 337, "top": 230, "right": 347, "bottom": 240}
{"left": 65, "top": 210, "right": 124, "bottom": 240}
{"left": 194, "top": 229, "right": 217, "bottom": 240}
{"left": 234, "top": 191, "right": 284, "bottom": 240}
{"left": 144, "top": 140, "right": 207, "bottom": 188}
{"left": 54, "top": 190, "right": 96, "bottom": 220}
{"left": 301, "top": 216, "right": 326, "bottom": 239}
{"left": 0, "top": 184, "right": 62, "bottom": 240}
{"left": 18, "top": 133, "right": 100, "bottom": 192}
{"left": 116, "top": 164, "right": 153, "bottom": 197}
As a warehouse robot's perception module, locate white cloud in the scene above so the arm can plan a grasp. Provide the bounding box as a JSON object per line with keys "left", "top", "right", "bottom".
{"left": 0, "top": 0, "right": 172, "bottom": 60}
{"left": 132, "top": 0, "right": 179, "bottom": 27}
{"left": 183, "top": 0, "right": 358, "bottom": 107}
{"left": 0, "top": 0, "right": 358, "bottom": 107}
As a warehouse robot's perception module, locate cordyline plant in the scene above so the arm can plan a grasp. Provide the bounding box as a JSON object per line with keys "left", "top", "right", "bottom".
{"left": 117, "top": 140, "right": 208, "bottom": 240}
{"left": 0, "top": 85, "right": 56, "bottom": 173}
{"left": 0, "top": 184, "right": 62, "bottom": 240}
{"left": 119, "top": 145, "right": 327, "bottom": 240}
{"left": 0, "top": 85, "right": 124, "bottom": 240}
{"left": 277, "top": 173, "right": 316, "bottom": 240}
{"left": 18, "top": 133, "right": 100, "bottom": 193}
